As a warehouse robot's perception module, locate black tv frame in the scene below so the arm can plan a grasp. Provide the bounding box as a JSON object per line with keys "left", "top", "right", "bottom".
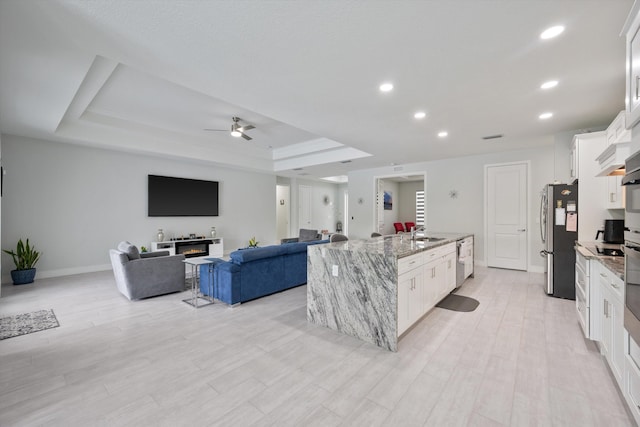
{"left": 148, "top": 174, "right": 219, "bottom": 217}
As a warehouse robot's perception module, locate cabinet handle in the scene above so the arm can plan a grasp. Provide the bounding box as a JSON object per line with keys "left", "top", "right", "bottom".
{"left": 600, "top": 273, "right": 607, "bottom": 278}
{"left": 604, "top": 299, "right": 609, "bottom": 318}
{"left": 432, "top": 267, "right": 435, "bottom": 278}
{"left": 611, "top": 282, "right": 620, "bottom": 289}
{"left": 636, "top": 75, "right": 640, "bottom": 100}
{"left": 610, "top": 192, "right": 616, "bottom": 203}
{"left": 517, "top": 229, "right": 526, "bottom": 232}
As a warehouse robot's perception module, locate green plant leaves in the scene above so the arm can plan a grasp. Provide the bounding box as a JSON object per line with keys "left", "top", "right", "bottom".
{"left": 3, "top": 238, "right": 40, "bottom": 270}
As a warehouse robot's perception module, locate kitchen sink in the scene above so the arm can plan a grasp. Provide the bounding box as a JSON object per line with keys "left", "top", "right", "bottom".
{"left": 414, "top": 237, "right": 444, "bottom": 242}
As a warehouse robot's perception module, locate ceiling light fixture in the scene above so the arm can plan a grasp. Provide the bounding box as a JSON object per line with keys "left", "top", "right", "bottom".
{"left": 414, "top": 111, "right": 427, "bottom": 119}
{"left": 438, "top": 131, "right": 448, "bottom": 138}
{"left": 540, "top": 80, "right": 558, "bottom": 89}
{"left": 539, "top": 112, "right": 553, "bottom": 120}
{"left": 230, "top": 123, "right": 242, "bottom": 137}
{"left": 379, "top": 82, "right": 394, "bottom": 92}
{"left": 540, "top": 25, "right": 565, "bottom": 40}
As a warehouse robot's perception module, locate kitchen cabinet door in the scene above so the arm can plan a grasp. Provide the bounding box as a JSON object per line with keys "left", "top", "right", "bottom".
{"left": 398, "top": 267, "right": 423, "bottom": 336}
{"left": 445, "top": 252, "right": 456, "bottom": 294}
{"left": 606, "top": 175, "right": 625, "bottom": 210}
{"left": 598, "top": 264, "right": 625, "bottom": 387}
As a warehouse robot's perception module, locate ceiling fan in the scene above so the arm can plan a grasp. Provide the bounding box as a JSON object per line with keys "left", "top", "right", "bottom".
{"left": 205, "top": 116, "right": 255, "bottom": 140}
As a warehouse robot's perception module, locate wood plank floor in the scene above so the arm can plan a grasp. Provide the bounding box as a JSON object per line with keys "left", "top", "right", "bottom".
{"left": 0, "top": 266, "right": 635, "bottom": 426}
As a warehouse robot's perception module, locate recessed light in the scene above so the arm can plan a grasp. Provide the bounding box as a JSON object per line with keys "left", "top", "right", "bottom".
{"left": 540, "top": 25, "right": 564, "bottom": 40}
{"left": 539, "top": 112, "right": 553, "bottom": 120}
{"left": 540, "top": 80, "right": 558, "bottom": 89}
{"left": 438, "top": 131, "right": 448, "bottom": 138}
{"left": 414, "top": 111, "right": 427, "bottom": 119}
{"left": 379, "top": 82, "right": 394, "bottom": 92}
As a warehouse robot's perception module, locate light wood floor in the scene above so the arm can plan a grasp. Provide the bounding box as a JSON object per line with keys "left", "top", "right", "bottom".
{"left": 0, "top": 266, "right": 635, "bottom": 426}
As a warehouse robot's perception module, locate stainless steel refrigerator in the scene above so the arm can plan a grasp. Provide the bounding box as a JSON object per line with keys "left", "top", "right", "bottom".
{"left": 540, "top": 183, "right": 578, "bottom": 299}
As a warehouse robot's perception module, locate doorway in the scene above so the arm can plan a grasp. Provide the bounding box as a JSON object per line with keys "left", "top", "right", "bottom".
{"left": 373, "top": 173, "right": 426, "bottom": 234}
{"left": 485, "top": 162, "right": 529, "bottom": 270}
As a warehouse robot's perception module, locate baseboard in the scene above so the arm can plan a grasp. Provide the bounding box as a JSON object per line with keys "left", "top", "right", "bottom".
{"left": 2, "top": 263, "right": 112, "bottom": 285}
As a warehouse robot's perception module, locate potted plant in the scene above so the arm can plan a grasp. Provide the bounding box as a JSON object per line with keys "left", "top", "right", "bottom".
{"left": 248, "top": 236, "right": 259, "bottom": 248}
{"left": 3, "top": 238, "right": 41, "bottom": 285}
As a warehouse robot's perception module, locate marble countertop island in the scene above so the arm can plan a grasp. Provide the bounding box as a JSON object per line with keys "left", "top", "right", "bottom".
{"left": 307, "top": 232, "right": 472, "bottom": 351}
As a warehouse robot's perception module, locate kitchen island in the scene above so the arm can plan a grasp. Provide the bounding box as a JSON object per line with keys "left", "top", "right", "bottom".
{"left": 307, "top": 232, "right": 473, "bottom": 351}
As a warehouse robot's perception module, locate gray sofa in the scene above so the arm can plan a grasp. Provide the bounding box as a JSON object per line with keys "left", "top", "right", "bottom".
{"left": 280, "top": 228, "right": 322, "bottom": 244}
{"left": 109, "top": 241, "right": 185, "bottom": 300}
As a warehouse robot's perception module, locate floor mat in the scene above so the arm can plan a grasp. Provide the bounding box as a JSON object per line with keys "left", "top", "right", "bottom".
{"left": 436, "top": 293, "right": 479, "bottom": 312}
{"left": 0, "top": 309, "right": 59, "bottom": 340}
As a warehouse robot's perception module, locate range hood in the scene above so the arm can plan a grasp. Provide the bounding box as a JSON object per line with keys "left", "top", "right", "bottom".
{"left": 595, "top": 142, "right": 630, "bottom": 177}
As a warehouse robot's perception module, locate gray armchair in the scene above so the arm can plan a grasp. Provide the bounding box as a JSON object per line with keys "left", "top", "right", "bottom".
{"left": 281, "top": 228, "right": 322, "bottom": 244}
{"left": 109, "top": 241, "right": 186, "bottom": 300}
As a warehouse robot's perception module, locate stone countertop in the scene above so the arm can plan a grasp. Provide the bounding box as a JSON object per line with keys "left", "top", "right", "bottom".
{"left": 322, "top": 232, "right": 473, "bottom": 259}
{"left": 576, "top": 241, "right": 624, "bottom": 280}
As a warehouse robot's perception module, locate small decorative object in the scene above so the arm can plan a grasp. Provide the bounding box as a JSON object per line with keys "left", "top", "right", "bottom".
{"left": 140, "top": 246, "right": 148, "bottom": 253}
{"left": 210, "top": 226, "right": 217, "bottom": 238}
{"left": 189, "top": 233, "right": 196, "bottom": 239}
{"left": 3, "top": 238, "right": 41, "bottom": 285}
{"left": 248, "top": 236, "right": 259, "bottom": 248}
{"left": 449, "top": 190, "right": 458, "bottom": 199}
{"left": 157, "top": 229, "right": 165, "bottom": 242}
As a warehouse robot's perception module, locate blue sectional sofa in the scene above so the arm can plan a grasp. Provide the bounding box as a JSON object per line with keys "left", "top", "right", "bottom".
{"left": 199, "top": 240, "right": 327, "bottom": 305}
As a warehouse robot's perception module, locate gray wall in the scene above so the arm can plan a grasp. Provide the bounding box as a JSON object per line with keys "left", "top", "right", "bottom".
{"left": 1, "top": 134, "right": 278, "bottom": 282}
{"left": 348, "top": 143, "right": 556, "bottom": 272}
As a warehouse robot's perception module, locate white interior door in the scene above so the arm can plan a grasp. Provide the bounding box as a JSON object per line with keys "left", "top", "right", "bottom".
{"left": 487, "top": 163, "right": 528, "bottom": 270}
{"left": 276, "top": 185, "right": 290, "bottom": 241}
{"left": 299, "top": 185, "right": 312, "bottom": 230}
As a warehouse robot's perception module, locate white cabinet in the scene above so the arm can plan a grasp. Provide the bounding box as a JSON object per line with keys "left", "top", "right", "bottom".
{"left": 151, "top": 237, "right": 224, "bottom": 258}
{"left": 606, "top": 174, "right": 625, "bottom": 210}
{"left": 606, "top": 111, "right": 631, "bottom": 146}
{"left": 624, "top": 334, "right": 640, "bottom": 426}
{"left": 597, "top": 262, "right": 625, "bottom": 387}
{"left": 398, "top": 252, "right": 424, "bottom": 335}
{"left": 624, "top": 1, "right": 640, "bottom": 128}
{"left": 397, "top": 242, "right": 456, "bottom": 336}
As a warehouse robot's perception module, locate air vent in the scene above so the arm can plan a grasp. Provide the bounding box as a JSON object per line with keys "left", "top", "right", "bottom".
{"left": 482, "top": 134, "right": 504, "bottom": 140}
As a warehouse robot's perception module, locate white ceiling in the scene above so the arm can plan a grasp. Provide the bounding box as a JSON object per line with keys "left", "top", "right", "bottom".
{"left": 0, "top": 0, "right": 633, "bottom": 181}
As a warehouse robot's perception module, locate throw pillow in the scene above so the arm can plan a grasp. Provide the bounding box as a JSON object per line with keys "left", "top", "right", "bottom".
{"left": 117, "top": 241, "right": 141, "bottom": 260}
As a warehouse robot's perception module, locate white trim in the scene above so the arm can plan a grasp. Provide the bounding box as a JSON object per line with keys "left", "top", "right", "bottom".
{"left": 2, "top": 263, "right": 113, "bottom": 285}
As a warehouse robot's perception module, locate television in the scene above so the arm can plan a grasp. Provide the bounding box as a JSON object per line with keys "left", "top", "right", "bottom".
{"left": 148, "top": 175, "right": 219, "bottom": 217}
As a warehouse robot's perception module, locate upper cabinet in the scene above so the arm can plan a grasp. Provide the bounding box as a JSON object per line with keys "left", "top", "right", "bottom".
{"left": 596, "top": 111, "right": 631, "bottom": 177}
{"left": 624, "top": 2, "right": 640, "bottom": 128}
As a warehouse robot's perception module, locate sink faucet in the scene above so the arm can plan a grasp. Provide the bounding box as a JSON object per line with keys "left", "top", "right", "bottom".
{"left": 411, "top": 226, "right": 424, "bottom": 240}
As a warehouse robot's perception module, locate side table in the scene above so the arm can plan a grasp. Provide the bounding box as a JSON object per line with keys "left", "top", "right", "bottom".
{"left": 183, "top": 258, "right": 216, "bottom": 308}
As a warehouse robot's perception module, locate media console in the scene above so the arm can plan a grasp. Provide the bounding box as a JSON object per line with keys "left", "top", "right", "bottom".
{"left": 151, "top": 238, "right": 223, "bottom": 258}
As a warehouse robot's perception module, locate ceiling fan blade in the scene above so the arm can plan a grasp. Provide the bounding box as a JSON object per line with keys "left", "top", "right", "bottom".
{"left": 239, "top": 124, "right": 255, "bottom": 132}
{"left": 241, "top": 132, "right": 252, "bottom": 141}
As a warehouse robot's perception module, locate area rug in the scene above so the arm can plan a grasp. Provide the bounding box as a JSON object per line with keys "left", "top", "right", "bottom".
{"left": 436, "top": 294, "right": 480, "bottom": 312}
{"left": 0, "top": 309, "right": 59, "bottom": 340}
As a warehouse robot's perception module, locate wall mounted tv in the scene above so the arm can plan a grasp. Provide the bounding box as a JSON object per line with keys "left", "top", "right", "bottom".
{"left": 148, "top": 175, "right": 219, "bottom": 217}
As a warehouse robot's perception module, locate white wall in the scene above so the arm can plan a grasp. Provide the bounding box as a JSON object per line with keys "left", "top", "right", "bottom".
{"left": 398, "top": 181, "right": 424, "bottom": 226}
{"left": 1, "top": 134, "right": 277, "bottom": 282}
{"left": 348, "top": 143, "right": 555, "bottom": 271}
{"left": 286, "top": 177, "right": 340, "bottom": 235}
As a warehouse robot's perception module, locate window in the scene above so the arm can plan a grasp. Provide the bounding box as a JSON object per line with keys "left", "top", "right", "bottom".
{"left": 416, "top": 190, "right": 425, "bottom": 227}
